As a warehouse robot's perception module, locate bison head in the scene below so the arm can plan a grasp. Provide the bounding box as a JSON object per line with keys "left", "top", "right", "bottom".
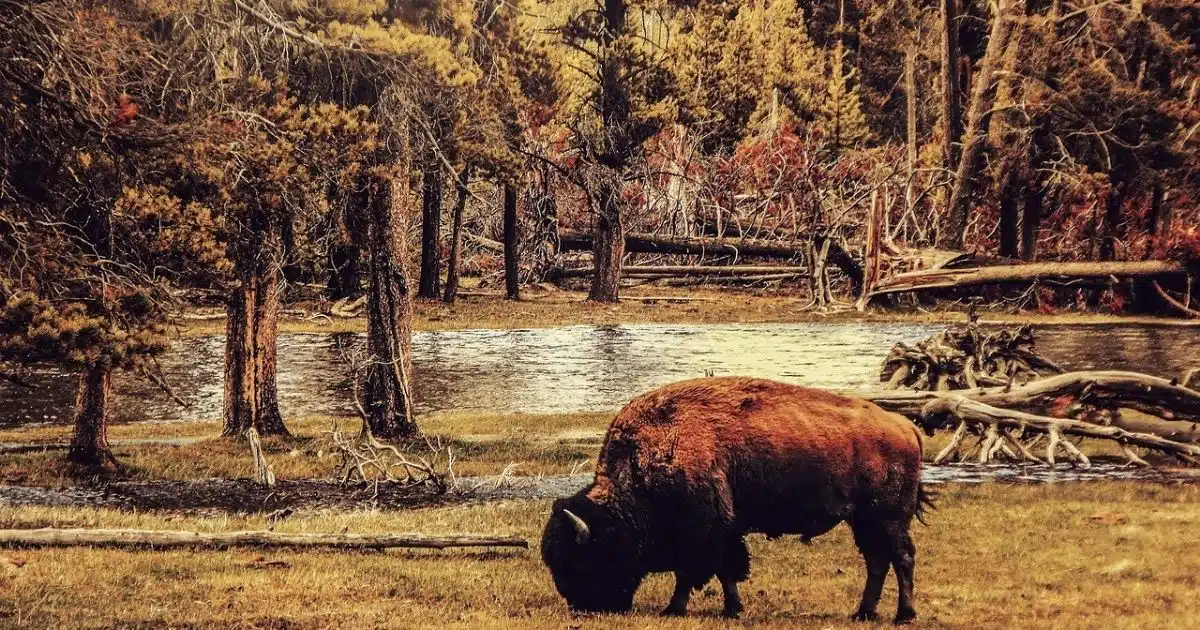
{"left": 541, "top": 492, "right": 644, "bottom": 614}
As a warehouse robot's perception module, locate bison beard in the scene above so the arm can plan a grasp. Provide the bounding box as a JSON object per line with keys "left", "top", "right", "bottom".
{"left": 541, "top": 377, "right": 926, "bottom": 623}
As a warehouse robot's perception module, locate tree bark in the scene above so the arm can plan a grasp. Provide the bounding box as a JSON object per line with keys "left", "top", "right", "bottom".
{"left": 905, "top": 45, "right": 919, "bottom": 214}
{"left": 443, "top": 165, "right": 471, "bottom": 304}
{"left": 1100, "top": 179, "right": 1128, "bottom": 261}
{"left": 939, "top": 0, "right": 1017, "bottom": 250}
{"left": 418, "top": 164, "right": 443, "bottom": 299}
{"left": 253, "top": 270, "right": 287, "bottom": 436}
{"left": 1146, "top": 182, "right": 1167, "bottom": 243}
{"left": 223, "top": 276, "right": 257, "bottom": 437}
{"left": 503, "top": 182, "right": 520, "bottom": 300}
{"left": 998, "top": 167, "right": 1021, "bottom": 258}
{"left": 328, "top": 244, "right": 362, "bottom": 299}
{"left": 588, "top": 179, "right": 624, "bottom": 302}
{"left": 67, "top": 362, "right": 115, "bottom": 468}
{"left": 223, "top": 267, "right": 289, "bottom": 437}
{"left": 362, "top": 171, "right": 419, "bottom": 440}
{"left": 940, "top": 0, "right": 962, "bottom": 175}
{"left": 1020, "top": 178, "right": 1043, "bottom": 261}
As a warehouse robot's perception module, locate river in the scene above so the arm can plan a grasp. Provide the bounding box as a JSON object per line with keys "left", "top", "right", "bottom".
{"left": 4, "top": 322, "right": 1199, "bottom": 428}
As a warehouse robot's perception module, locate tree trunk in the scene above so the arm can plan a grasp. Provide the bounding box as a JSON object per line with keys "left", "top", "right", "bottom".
{"left": 328, "top": 244, "right": 362, "bottom": 299}
{"left": 0, "top": 528, "right": 528, "bottom": 551}
{"left": 905, "top": 45, "right": 919, "bottom": 214}
{"left": 223, "top": 276, "right": 257, "bottom": 437}
{"left": 940, "top": 0, "right": 962, "bottom": 174}
{"left": 223, "top": 267, "right": 289, "bottom": 437}
{"left": 939, "top": 0, "right": 1017, "bottom": 250}
{"left": 418, "top": 164, "right": 443, "bottom": 299}
{"left": 443, "top": 165, "right": 471, "bottom": 304}
{"left": 1020, "top": 181, "right": 1043, "bottom": 261}
{"left": 998, "top": 167, "right": 1021, "bottom": 258}
{"left": 1100, "top": 179, "right": 1128, "bottom": 261}
{"left": 67, "top": 362, "right": 115, "bottom": 468}
{"left": 588, "top": 179, "right": 624, "bottom": 302}
{"left": 503, "top": 182, "right": 521, "bottom": 300}
{"left": 253, "top": 269, "right": 287, "bottom": 436}
{"left": 528, "top": 165, "right": 561, "bottom": 282}
{"left": 362, "top": 171, "right": 419, "bottom": 440}
{"left": 1146, "top": 182, "right": 1167, "bottom": 243}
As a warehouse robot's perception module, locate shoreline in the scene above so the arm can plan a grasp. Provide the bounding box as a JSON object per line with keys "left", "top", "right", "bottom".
{"left": 173, "top": 288, "right": 1200, "bottom": 336}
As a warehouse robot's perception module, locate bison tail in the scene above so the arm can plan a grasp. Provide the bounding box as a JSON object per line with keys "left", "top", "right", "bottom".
{"left": 915, "top": 483, "right": 937, "bottom": 526}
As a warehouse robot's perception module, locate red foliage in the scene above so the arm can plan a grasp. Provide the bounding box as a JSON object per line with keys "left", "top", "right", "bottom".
{"left": 110, "top": 94, "right": 138, "bottom": 127}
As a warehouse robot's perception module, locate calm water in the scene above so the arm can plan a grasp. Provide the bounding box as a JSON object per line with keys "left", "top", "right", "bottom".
{"left": 4, "top": 322, "right": 1199, "bottom": 428}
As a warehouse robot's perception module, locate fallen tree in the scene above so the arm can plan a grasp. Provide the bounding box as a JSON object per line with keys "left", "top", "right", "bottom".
{"left": 867, "top": 260, "right": 1188, "bottom": 301}
{"left": 0, "top": 528, "right": 528, "bottom": 550}
{"left": 852, "top": 369, "right": 1200, "bottom": 466}
{"left": 558, "top": 229, "right": 861, "bottom": 289}
{"left": 557, "top": 264, "right": 810, "bottom": 279}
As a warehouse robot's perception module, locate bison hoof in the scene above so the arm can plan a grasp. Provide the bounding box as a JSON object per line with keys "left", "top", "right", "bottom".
{"left": 894, "top": 609, "right": 917, "bottom": 625}
{"left": 660, "top": 606, "right": 687, "bottom": 617}
{"left": 721, "top": 604, "right": 743, "bottom": 619}
{"left": 851, "top": 610, "right": 881, "bottom": 623}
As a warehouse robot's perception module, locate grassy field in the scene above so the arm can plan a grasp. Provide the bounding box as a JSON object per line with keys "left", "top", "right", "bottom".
{"left": 1, "top": 482, "right": 1197, "bottom": 629}
{"left": 175, "top": 285, "right": 1200, "bottom": 336}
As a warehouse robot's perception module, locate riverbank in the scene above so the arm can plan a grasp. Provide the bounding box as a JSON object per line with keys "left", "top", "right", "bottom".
{"left": 1, "top": 482, "right": 1197, "bottom": 629}
{"left": 0, "top": 411, "right": 1185, "bottom": 489}
{"left": 174, "top": 286, "right": 1200, "bottom": 335}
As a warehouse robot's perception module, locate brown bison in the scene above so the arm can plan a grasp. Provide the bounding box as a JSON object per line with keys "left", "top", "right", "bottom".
{"left": 541, "top": 377, "right": 929, "bottom": 623}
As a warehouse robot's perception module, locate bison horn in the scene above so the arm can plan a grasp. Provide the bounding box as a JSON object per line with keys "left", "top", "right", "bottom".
{"left": 563, "top": 509, "right": 591, "bottom": 543}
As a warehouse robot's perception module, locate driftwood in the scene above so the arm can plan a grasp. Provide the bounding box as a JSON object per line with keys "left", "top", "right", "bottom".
{"left": 854, "top": 369, "right": 1200, "bottom": 466}
{"left": 0, "top": 528, "right": 528, "bottom": 550}
{"left": 880, "top": 319, "right": 1063, "bottom": 391}
{"left": 867, "top": 260, "right": 1188, "bottom": 300}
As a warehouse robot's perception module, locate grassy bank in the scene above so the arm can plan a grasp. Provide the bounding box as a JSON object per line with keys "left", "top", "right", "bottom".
{"left": 175, "top": 286, "right": 1200, "bottom": 335}
{"left": 1, "top": 482, "right": 1197, "bottom": 628}
{"left": 0, "top": 410, "right": 1166, "bottom": 486}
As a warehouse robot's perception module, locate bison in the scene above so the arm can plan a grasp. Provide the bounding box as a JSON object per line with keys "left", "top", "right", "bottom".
{"left": 541, "top": 377, "right": 929, "bottom": 623}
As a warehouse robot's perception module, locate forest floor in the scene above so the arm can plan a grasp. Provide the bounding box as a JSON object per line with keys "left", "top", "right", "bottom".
{"left": 1, "top": 482, "right": 1198, "bottom": 629}
{"left": 175, "top": 284, "right": 1200, "bottom": 335}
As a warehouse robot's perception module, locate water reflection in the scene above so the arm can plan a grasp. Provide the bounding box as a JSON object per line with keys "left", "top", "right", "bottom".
{"left": 4, "top": 322, "right": 1199, "bottom": 427}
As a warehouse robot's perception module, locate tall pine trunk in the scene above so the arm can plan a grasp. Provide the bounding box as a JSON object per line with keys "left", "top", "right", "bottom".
{"left": 67, "top": 362, "right": 115, "bottom": 468}
{"left": 418, "top": 164, "right": 443, "bottom": 299}
{"left": 1100, "top": 180, "right": 1128, "bottom": 261}
{"left": 362, "top": 171, "right": 419, "bottom": 440}
{"left": 939, "top": 0, "right": 1017, "bottom": 250}
{"left": 1021, "top": 181, "right": 1044, "bottom": 261}
{"left": 905, "top": 46, "right": 919, "bottom": 215}
{"left": 254, "top": 270, "right": 286, "bottom": 435}
{"left": 223, "top": 266, "right": 289, "bottom": 437}
{"left": 998, "top": 168, "right": 1021, "bottom": 258}
{"left": 588, "top": 179, "right": 624, "bottom": 302}
{"left": 503, "top": 182, "right": 520, "bottom": 300}
{"left": 443, "top": 165, "right": 471, "bottom": 304}
{"left": 940, "top": 0, "right": 962, "bottom": 174}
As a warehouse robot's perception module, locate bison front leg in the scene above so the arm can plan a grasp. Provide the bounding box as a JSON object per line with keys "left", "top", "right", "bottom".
{"left": 661, "top": 573, "right": 693, "bottom": 617}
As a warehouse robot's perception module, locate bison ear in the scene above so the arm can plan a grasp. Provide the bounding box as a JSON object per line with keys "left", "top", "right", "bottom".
{"left": 563, "top": 509, "right": 591, "bottom": 544}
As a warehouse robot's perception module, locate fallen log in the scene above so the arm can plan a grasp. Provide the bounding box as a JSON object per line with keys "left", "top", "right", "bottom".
{"left": 856, "top": 370, "right": 1200, "bottom": 430}
{"left": 558, "top": 265, "right": 810, "bottom": 278}
{"left": 920, "top": 396, "right": 1200, "bottom": 466}
{"left": 558, "top": 229, "right": 861, "bottom": 289}
{"left": 868, "top": 260, "right": 1188, "bottom": 300}
{"left": 0, "top": 528, "right": 529, "bottom": 550}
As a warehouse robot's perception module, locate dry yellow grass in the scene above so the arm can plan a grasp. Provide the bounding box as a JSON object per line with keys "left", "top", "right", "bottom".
{"left": 0, "top": 482, "right": 1197, "bottom": 629}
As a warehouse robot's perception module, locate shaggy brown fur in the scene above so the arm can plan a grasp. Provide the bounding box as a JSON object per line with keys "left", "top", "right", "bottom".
{"left": 542, "top": 377, "right": 925, "bottom": 623}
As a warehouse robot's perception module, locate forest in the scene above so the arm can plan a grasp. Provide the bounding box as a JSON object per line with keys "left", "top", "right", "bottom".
{"left": 2, "top": 0, "right": 1198, "bottom": 471}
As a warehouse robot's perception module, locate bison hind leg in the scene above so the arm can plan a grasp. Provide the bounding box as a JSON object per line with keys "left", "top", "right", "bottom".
{"left": 717, "top": 536, "right": 750, "bottom": 618}
{"left": 849, "top": 517, "right": 918, "bottom": 625}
